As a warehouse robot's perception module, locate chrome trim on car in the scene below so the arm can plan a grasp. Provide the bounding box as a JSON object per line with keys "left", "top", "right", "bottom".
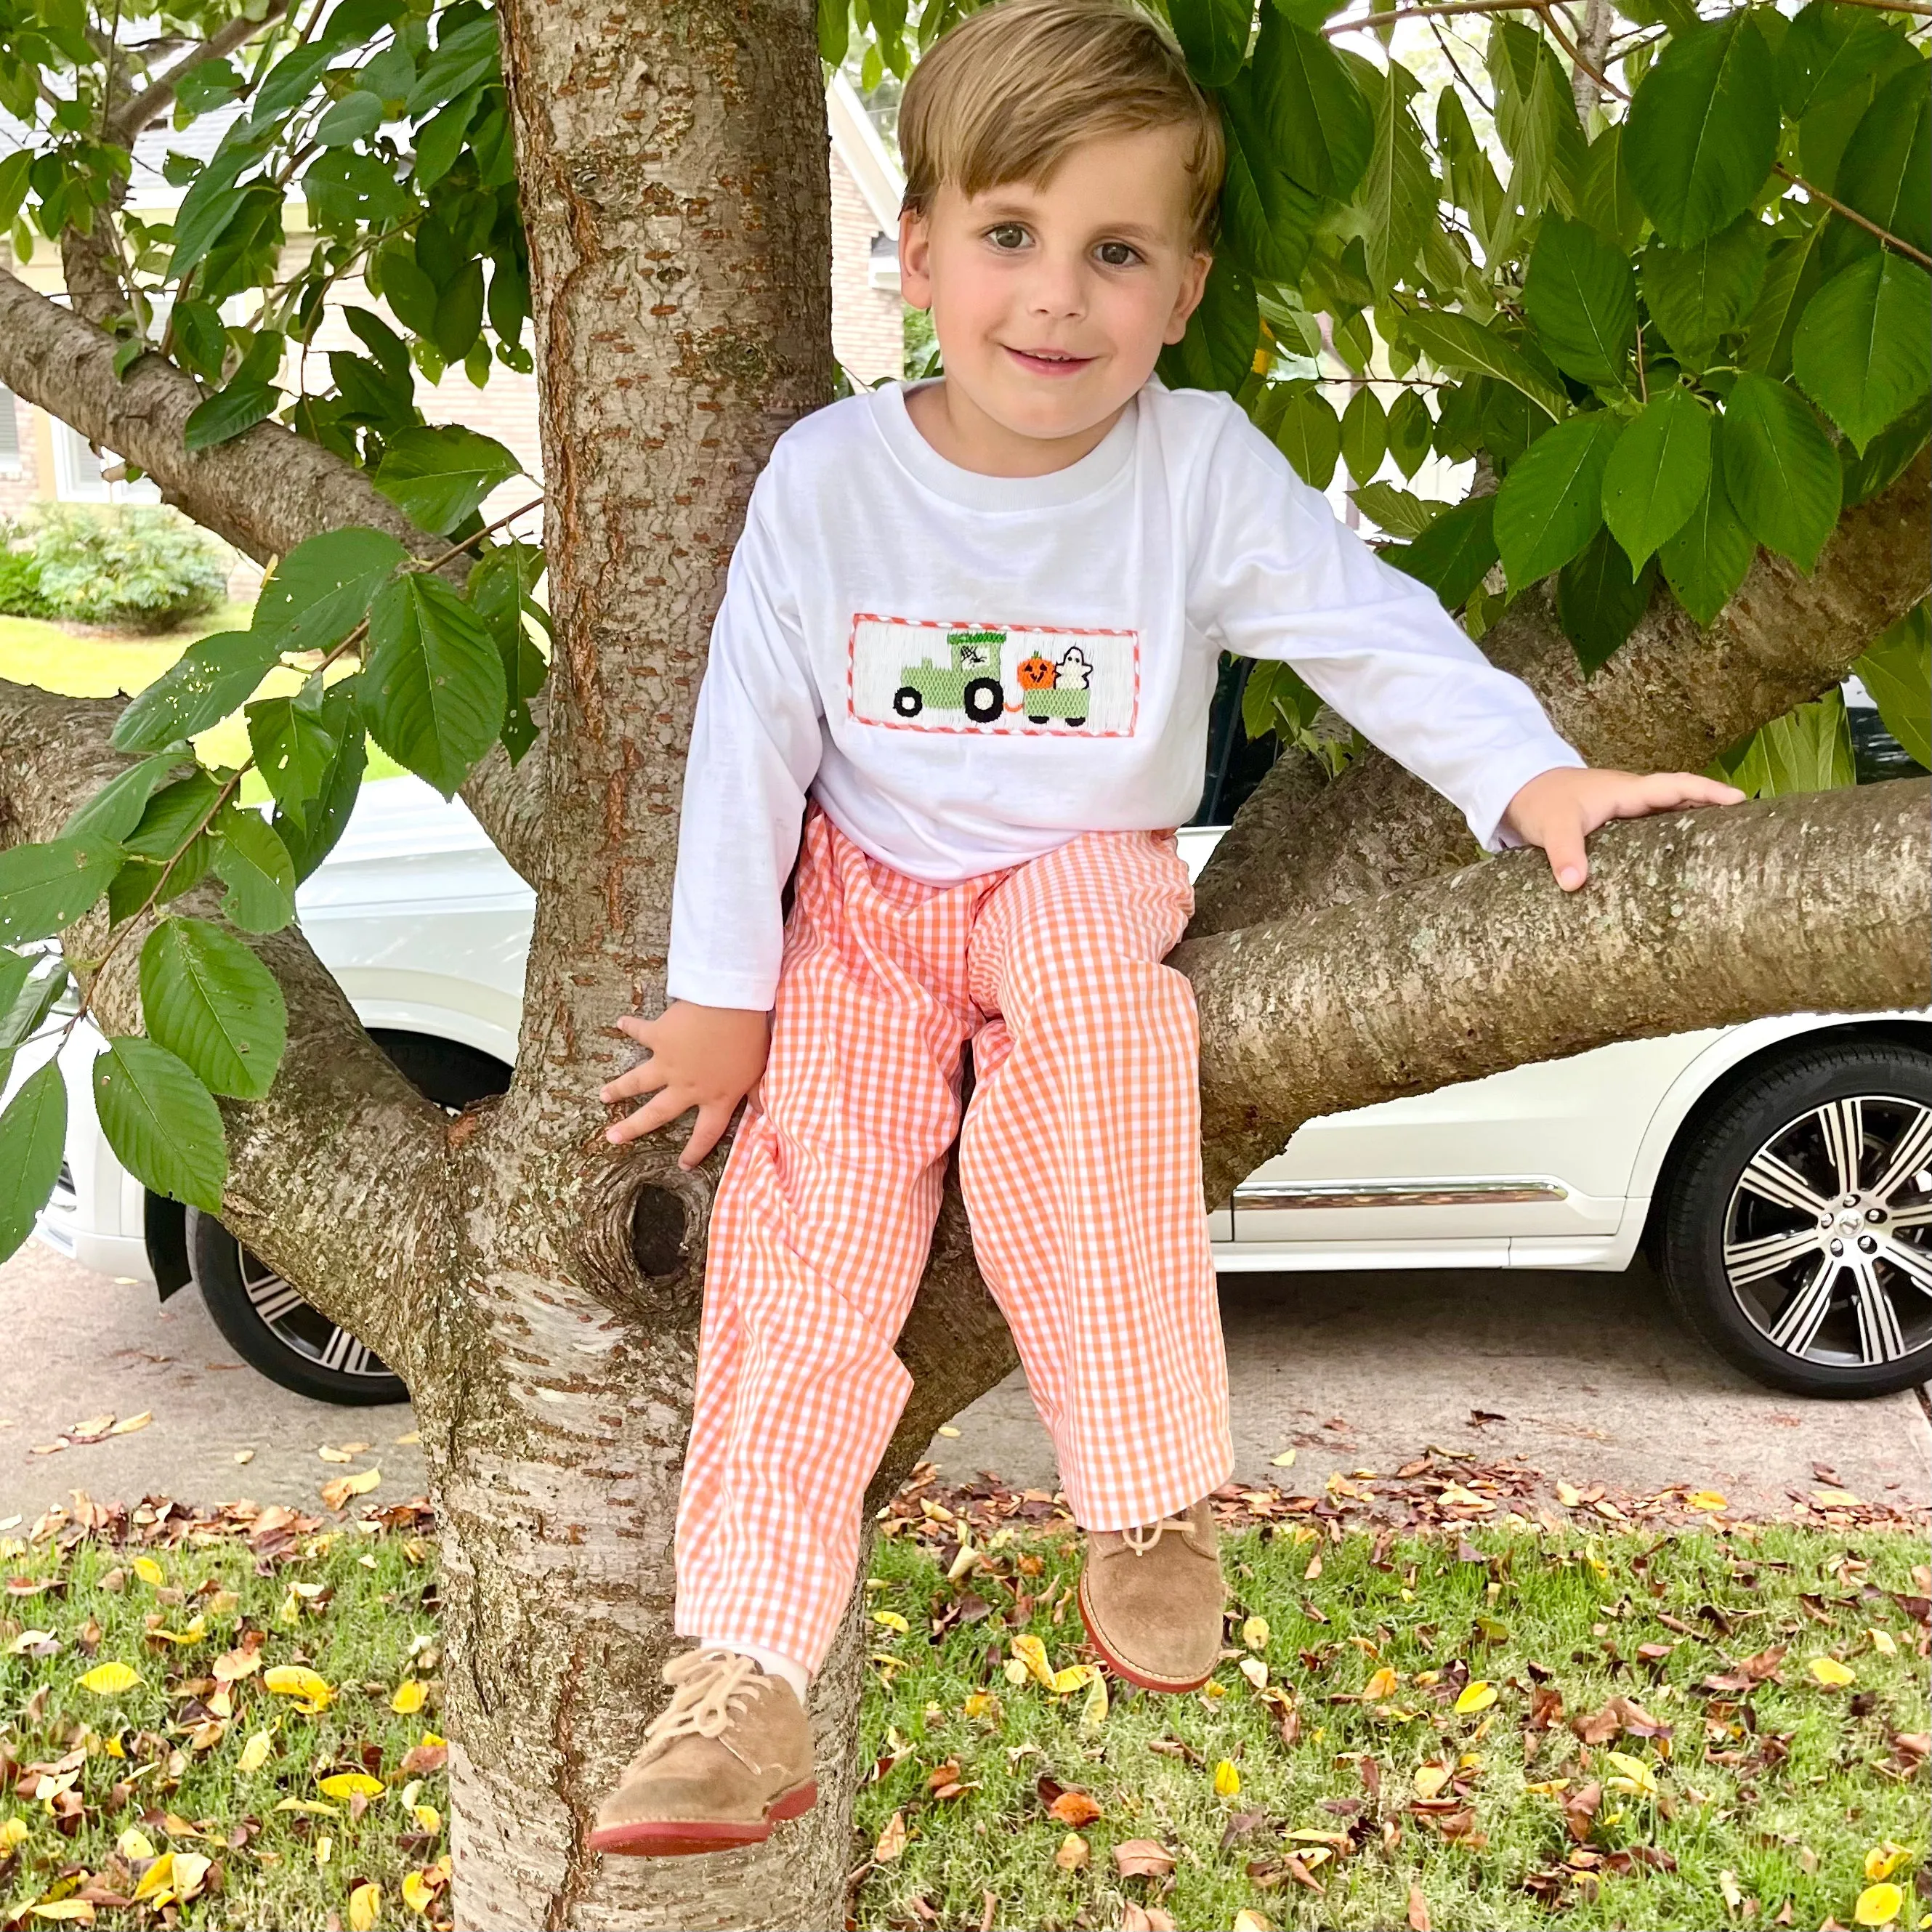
{"left": 1232, "top": 1179, "right": 1570, "bottom": 1210}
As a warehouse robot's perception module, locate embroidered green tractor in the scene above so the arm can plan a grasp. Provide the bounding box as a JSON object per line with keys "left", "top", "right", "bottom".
{"left": 891, "top": 631, "right": 1091, "bottom": 727}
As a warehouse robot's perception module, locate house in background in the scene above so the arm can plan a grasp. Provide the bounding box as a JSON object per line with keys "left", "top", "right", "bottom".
{"left": 0, "top": 70, "right": 907, "bottom": 535}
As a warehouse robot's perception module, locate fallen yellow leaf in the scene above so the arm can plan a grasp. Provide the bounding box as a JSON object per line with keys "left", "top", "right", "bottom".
{"left": 1867, "top": 1844, "right": 1909, "bottom": 1882}
{"left": 1270, "top": 1447, "right": 1296, "bottom": 1467}
{"left": 962, "top": 1691, "right": 995, "bottom": 1719}
{"left": 320, "top": 1466, "right": 382, "bottom": 1511}
{"left": 349, "top": 1883, "right": 381, "bottom": 1932}
{"left": 237, "top": 1730, "right": 272, "bottom": 1774}
{"left": 1556, "top": 1482, "right": 1582, "bottom": 1508}
{"left": 1453, "top": 1681, "right": 1497, "bottom": 1715}
{"left": 27, "top": 1903, "right": 94, "bottom": 1923}
{"left": 1810, "top": 1656, "right": 1856, "bottom": 1686}
{"left": 233, "top": 1449, "right": 254, "bottom": 1466}
{"left": 392, "top": 1678, "right": 428, "bottom": 1714}
{"left": 116, "top": 1828, "right": 156, "bottom": 1861}
{"left": 1051, "top": 1664, "right": 1094, "bottom": 1694}
{"left": 264, "top": 1665, "right": 334, "bottom": 1712}
{"left": 1364, "top": 1666, "right": 1399, "bottom": 1700}
{"left": 1213, "top": 1758, "right": 1241, "bottom": 1798}
{"left": 108, "top": 1412, "right": 152, "bottom": 1436}
{"left": 320, "top": 1771, "right": 385, "bottom": 1800}
{"left": 78, "top": 1661, "right": 140, "bottom": 1696}
{"left": 1009, "top": 1633, "right": 1056, "bottom": 1690}
{"left": 132, "top": 1854, "right": 177, "bottom": 1903}
{"left": 315, "top": 1833, "right": 333, "bottom": 1867}
{"left": 1054, "top": 1830, "right": 1088, "bottom": 1872}
{"left": 1234, "top": 1912, "right": 1275, "bottom": 1931}
{"left": 1687, "top": 1490, "right": 1727, "bottom": 1511}
{"left": 130, "top": 1557, "right": 163, "bottom": 1587}
{"left": 870, "top": 1609, "right": 909, "bottom": 1633}
{"left": 0, "top": 1819, "right": 28, "bottom": 1851}
{"left": 1412, "top": 1764, "right": 1452, "bottom": 1800}
{"left": 1080, "top": 1672, "right": 1108, "bottom": 1729}
{"left": 1603, "top": 1750, "right": 1659, "bottom": 1795}
{"left": 1857, "top": 1883, "right": 1905, "bottom": 1927}
{"left": 1242, "top": 1616, "right": 1270, "bottom": 1651}
{"left": 401, "top": 1870, "right": 435, "bottom": 1915}
{"left": 874, "top": 1808, "right": 908, "bottom": 1861}
{"left": 1870, "top": 1629, "right": 1899, "bottom": 1658}
{"left": 171, "top": 1855, "right": 211, "bottom": 1901}
{"left": 149, "top": 1615, "right": 206, "bottom": 1646}
{"left": 413, "top": 1803, "right": 441, "bottom": 1835}
{"left": 274, "top": 1798, "right": 341, "bottom": 1818}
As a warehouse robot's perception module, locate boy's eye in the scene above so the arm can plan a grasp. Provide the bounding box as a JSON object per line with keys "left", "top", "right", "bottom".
{"left": 1096, "top": 241, "right": 1141, "bottom": 267}
{"left": 987, "top": 223, "right": 1028, "bottom": 250}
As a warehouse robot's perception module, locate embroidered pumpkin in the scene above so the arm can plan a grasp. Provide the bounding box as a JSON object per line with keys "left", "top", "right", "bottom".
{"left": 1015, "top": 651, "right": 1057, "bottom": 691}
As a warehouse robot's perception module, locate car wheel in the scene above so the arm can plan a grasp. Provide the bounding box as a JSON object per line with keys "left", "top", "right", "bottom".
{"left": 185, "top": 1032, "right": 512, "bottom": 1407}
{"left": 1660, "top": 1040, "right": 1932, "bottom": 1397}
{"left": 962, "top": 676, "right": 1003, "bottom": 722}
{"left": 893, "top": 685, "right": 922, "bottom": 718}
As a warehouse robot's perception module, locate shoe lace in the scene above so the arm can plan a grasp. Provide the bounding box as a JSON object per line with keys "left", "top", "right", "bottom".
{"left": 632, "top": 1649, "right": 774, "bottom": 1773}
{"left": 1123, "top": 1507, "right": 1193, "bottom": 1555}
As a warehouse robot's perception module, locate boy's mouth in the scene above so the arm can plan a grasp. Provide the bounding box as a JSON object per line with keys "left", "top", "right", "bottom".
{"left": 1006, "top": 346, "right": 1094, "bottom": 377}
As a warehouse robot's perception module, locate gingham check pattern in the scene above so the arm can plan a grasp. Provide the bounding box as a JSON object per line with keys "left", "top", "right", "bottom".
{"left": 671, "top": 805, "right": 1234, "bottom": 1675}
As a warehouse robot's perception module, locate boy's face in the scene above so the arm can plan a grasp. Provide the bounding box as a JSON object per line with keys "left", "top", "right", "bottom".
{"left": 900, "top": 124, "right": 1212, "bottom": 461}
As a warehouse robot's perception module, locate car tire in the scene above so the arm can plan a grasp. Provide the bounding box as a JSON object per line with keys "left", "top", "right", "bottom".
{"left": 962, "top": 677, "right": 1003, "bottom": 723}
{"left": 1659, "top": 1040, "right": 1932, "bottom": 1397}
{"left": 185, "top": 1032, "right": 512, "bottom": 1407}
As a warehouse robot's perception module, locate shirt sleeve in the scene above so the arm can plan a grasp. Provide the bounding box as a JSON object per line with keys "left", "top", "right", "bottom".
{"left": 1187, "top": 402, "right": 1585, "bottom": 852}
{"left": 665, "top": 457, "right": 823, "bottom": 1009}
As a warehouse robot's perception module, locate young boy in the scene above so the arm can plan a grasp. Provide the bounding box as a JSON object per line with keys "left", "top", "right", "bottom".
{"left": 588, "top": 0, "right": 1742, "bottom": 1858}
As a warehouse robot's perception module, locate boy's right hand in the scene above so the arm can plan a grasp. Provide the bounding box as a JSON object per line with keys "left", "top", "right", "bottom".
{"left": 600, "top": 1000, "right": 771, "bottom": 1168}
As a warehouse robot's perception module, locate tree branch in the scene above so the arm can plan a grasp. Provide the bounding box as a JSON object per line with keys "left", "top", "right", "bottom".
{"left": 0, "top": 264, "right": 547, "bottom": 882}
{"left": 1184, "top": 779, "right": 1930, "bottom": 1205}
{"left": 0, "top": 676, "right": 450, "bottom": 1380}
{"left": 1192, "top": 445, "right": 1931, "bottom": 936}
{"left": 103, "top": 1, "right": 290, "bottom": 146}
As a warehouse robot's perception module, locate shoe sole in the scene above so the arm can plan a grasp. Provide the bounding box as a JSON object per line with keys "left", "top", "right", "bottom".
{"left": 587, "top": 1779, "right": 818, "bottom": 1857}
{"left": 1077, "top": 1572, "right": 1216, "bottom": 1694}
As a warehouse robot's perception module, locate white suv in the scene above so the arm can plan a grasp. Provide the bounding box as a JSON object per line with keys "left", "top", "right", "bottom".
{"left": 28, "top": 775, "right": 1932, "bottom": 1404}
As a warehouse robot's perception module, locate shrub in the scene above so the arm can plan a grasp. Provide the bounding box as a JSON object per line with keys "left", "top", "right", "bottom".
{"left": 0, "top": 522, "right": 52, "bottom": 618}
{"left": 23, "top": 503, "right": 232, "bottom": 633}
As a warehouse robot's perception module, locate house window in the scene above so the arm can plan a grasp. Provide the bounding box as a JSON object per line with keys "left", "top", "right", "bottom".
{"left": 51, "top": 420, "right": 160, "bottom": 504}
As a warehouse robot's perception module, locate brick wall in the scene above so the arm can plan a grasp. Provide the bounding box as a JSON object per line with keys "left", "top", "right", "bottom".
{"left": 831, "top": 145, "right": 904, "bottom": 387}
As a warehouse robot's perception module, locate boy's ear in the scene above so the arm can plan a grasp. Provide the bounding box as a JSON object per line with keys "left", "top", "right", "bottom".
{"left": 900, "top": 206, "right": 934, "bottom": 311}
{"left": 1163, "top": 248, "right": 1213, "bottom": 345}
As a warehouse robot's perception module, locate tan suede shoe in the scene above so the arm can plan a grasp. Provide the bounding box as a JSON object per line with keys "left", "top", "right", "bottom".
{"left": 1077, "top": 1498, "right": 1224, "bottom": 1692}
{"left": 589, "top": 1647, "right": 817, "bottom": 1857}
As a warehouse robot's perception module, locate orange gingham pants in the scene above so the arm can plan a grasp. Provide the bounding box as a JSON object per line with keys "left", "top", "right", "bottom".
{"left": 671, "top": 805, "right": 1234, "bottom": 1676}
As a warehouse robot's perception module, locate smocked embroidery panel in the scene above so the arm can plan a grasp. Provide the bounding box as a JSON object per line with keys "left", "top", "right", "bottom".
{"left": 846, "top": 613, "right": 1141, "bottom": 738}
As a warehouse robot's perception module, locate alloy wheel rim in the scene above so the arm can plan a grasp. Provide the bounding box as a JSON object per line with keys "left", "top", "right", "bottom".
{"left": 237, "top": 1241, "right": 395, "bottom": 1382}
{"left": 1723, "top": 1094, "right": 1932, "bottom": 1369}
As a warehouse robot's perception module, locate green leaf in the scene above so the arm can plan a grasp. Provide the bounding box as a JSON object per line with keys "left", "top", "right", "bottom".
{"left": 168, "top": 121, "right": 274, "bottom": 280}
{"left": 413, "top": 81, "right": 483, "bottom": 190}
{"left": 1641, "top": 215, "right": 1771, "bottom": 365}
{"left": 1718, "top": 688, "right": 1856, "bottom": 796}
{"left": 1624, "top": 12, "right": 1779, "bottom": 247}
{"left": 315, "top": 88, "right": 385, "bottom": 146}
{"left": 1392, "top": 305, "right": 1568, "bottom": 424}
{"left": 211, "top": 809, "right": 296, "bottom": 934}
{"left": 1388, "top": 493, "right": 1497, "bottom": 610}
{"left": 1253, "top": 12, "right": 1373, "bottom": 200}
{"left": 1778, "top": 1, "right": 1908, "bottom": 118}
{"left": 1386, "top": 388, "right": 1432, "bottom": 479}
{"left": 1744, "top": 218, "right": 1830, "bottom": 379}
{"left": 1357, "top": 67, "right": 1433, "bottom": 302}
{"left": 344, "top": 304, "right": 411, "bottom": 382}
{"left": 0, "top": 837, "right": 122, "bottom": 945}
{"left": 363, "top": 574, "right": 508, "bottom": 797}
{"left": 1437, "top": 86, "right": 1504, "bottom": 254}
{"left": 112, "top": 631, "right": 281, "bottom": 753}
{"left": 1718, "top": 372, "right": 1842, "bottom": 573}
{"left": 252, "top": 528, "right": 411, "bottom": 657}
{"left": 1601, "top": 388, "right": 1714, "bottom": 571}
{"left": 1659, "top": 465, "right": 1755, "bottom": 624}
{"left": 1495, "top": 411, "right": 1623, "bottom": 590}
{"left": 61, "top": 754, "right": 187, "bottom": 844}
{"left": 246, "top": 683, "right": 338, "bottom": 832}
{"left": 0, "top": 149, "right": 33, "bottom": 233}
{"left": 1577, "top": 125, "right": 1644, "bottom": 254}
{"left": 1488, "top": 19, "right": 1585, "bottom": 218}
{"left": 431, "top": 259, "right": 486, "bottom": 363}
{"left": 1341, "top": 386, "right": 1387, "bottom": 485}
{"left": 183, "top": 378, "right": 278, "bottom": 452}
{"left": 1827, "top": 63, "right": 1931, "bottom": 271}
{"left": 1350, "top": 482, "right": 1445, "bottom": 538}
{"left": 1793, "top": 252, "right": 1932, "bottom": 454}
{"left": 0, "top": 949, "right": 33, "bottom": 1037}
{"left": 0, "top": 1060, "right": 65, "bottom": 1264}
{"left": 274, "top": 690, "right": 368, "bottom": 884}
{"left": 1166, "top": 0, "right": 1248, "bottom": 88}
{"left": 1269, "top": 387, "right": 1342, "bottom": 490}
{"left": 468, "top": 545, "right": 549, "bottom": 763}
{"left": 1559, "top": 524, "right": 1657, "bottom": 676}
{"left": 1524, "top": 216, "right": 1636, "bottom": 389}
{"left": 371, "top": 425, "right": 522, "bottom": 536}
{"left": 1842, "top": 393, "right": 1931, "bottom": 509}
{"left": 92, "top": 1035, "right": 226, "bottom": 1213}
{"left": 138, "top": 915, "right": 286, "bottom": 1102}
{"left": 1158, "top": 254, "right": 1257, "bottom": 397}
{"left": 1219, "top": 130, "right": 1319, "bottom": 286}
{"left": 405, "top": 12, "right": 500, "bottom": 117}
{"left": 1853, "top": 599, "right": 1930, "bottom": 769}
{"left": 0, "top": 953, "right": 70, "bottom": 1051}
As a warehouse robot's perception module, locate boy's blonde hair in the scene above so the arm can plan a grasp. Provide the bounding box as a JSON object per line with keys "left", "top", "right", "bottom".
{"left": 897, "top": 0, "right": 1226, "bottom": 256}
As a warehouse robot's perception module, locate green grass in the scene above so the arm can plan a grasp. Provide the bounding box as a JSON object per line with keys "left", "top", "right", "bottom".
{"left": 3, "top": 1514, "right": 1923, "bottom": 1931}
{"left": 0, "top": 607, "right": 408, "bottom": 804}
{"left": 852, "top": 1523, "right": 1929, "bottom": 1932}
{"left": 0, "top": 1508, "right": 448, "bottom": 1930}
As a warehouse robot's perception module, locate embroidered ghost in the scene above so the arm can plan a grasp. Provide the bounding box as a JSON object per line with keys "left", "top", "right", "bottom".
{"left": 1056, "top": 646, "right": 1092, "bottom": 691}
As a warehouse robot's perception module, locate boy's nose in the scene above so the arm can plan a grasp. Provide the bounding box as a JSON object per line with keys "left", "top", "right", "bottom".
{"left": 1022, "top": 252, "right": 1088, "bottom": 319}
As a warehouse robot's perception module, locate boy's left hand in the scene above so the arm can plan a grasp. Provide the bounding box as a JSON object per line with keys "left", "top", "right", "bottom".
{"left": 1503, "top": 766, "right": 1747, "bottom": 892}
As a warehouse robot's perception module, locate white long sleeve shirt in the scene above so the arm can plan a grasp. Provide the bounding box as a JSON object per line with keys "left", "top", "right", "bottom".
{"left": 666, "top": 373, "right": 1583, "bottom": 1009}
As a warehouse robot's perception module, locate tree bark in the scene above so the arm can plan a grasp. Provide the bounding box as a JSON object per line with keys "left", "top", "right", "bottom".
{"left": 1191, "top": 449, "right": 1932, "bottom": 937}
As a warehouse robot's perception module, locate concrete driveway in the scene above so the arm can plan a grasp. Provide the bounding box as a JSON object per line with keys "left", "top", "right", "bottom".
{"left": 1, "top": 1239, "right": 1926, "bottom": 1521}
